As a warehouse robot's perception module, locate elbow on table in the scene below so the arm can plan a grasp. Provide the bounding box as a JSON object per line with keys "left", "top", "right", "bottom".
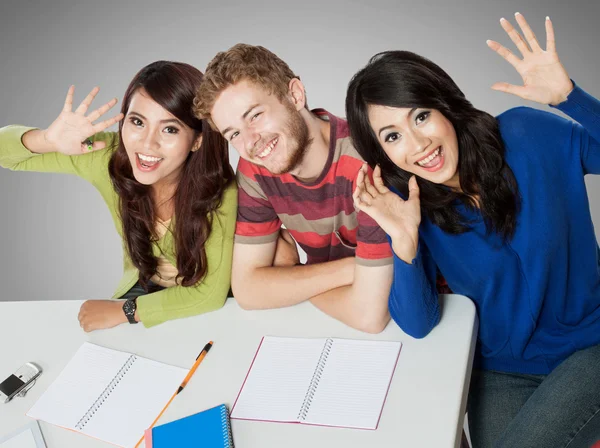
{"left": 390, "top": 313, "right": 437, "bottom": 339}
{"left": 355, "top": 314, "right": 390, "bottom": 334}
{"left": 231, "top": 287, "right": 262, "bottom": 311}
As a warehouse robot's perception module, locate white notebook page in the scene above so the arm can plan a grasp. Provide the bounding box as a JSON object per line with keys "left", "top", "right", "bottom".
{"left": 27, "top": 343, "right": 130, "bottom": 428}
{"left": 82, "top": 356, "right": 188, "bottom": 448}
{"left": 303, "top": 339, "right": 402, "bottom": 429}
{"left": 231, "top": 336, "right": 325, "bottom": 422}
{"left": 27, "top": 343, "right": 187, "bottom": 448}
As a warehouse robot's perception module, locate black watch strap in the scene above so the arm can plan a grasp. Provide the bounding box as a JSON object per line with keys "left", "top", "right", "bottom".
{"left": 122, "top": 297, "right": 138, "bottom": 324}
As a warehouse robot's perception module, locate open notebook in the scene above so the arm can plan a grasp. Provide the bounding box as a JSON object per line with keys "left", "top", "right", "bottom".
{"left": 27, "top": 343, "right": 187, "bottom": 448}
{"left": 231, "top": 336, "right": 402, "bottom": 430}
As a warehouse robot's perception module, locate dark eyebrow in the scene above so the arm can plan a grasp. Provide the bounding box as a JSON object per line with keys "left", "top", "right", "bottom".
{"left": 128, "top": 111, "right": 184, "bottom": 127}
{"left": 377, "top": 107, "right": 417, "bottom": 137}
{"left": 221, "top": 103, "right": 261, "bottom": 136}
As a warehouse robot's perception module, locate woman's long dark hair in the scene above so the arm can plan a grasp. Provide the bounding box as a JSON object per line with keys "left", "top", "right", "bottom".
{"left": 346, "top": 51, "right": 520, "bottom": 239}
{"left": 108, "top": 61, "right": 234, "bottom": 289}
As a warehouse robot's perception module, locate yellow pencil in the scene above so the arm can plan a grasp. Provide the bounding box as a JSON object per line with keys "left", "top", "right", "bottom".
{"left": 134, "top": 341, "right": 213, "bottom": 448}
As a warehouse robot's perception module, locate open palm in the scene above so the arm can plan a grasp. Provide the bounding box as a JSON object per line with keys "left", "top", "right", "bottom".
{"left": 487, "top": 13, "right": 573, "bottom": 106}
{"left": 44, "top": 86, "right": 123, "bottom": 155}
{"left": 353, "top": 164, "right": 421, "bottom": 262}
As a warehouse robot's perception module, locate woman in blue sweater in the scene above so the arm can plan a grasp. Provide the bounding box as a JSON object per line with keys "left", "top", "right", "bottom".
{"left": 345, "top": 13, "right": 600, "bottom": 448}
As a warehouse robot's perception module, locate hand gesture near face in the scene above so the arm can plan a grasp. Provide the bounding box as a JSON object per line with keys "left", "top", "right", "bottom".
{"left": 43, "top": 86, "right": 124, "bottom": 155}
{"left": 353, "top": 164, "right": 421, "bottom": 263}
{"left": 487, "top": 13, "right": 573, "bottom": 106}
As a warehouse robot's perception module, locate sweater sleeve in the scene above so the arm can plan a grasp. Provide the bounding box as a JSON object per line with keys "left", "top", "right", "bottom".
{"left": 551, "top": 83, "right": 600, "bottom": 175}
{"left": 0, "top": 125, "right": 118, "bottom": 183}
{"left": 136, "top": 183, "right": 238, "bottom": 327}
{"left": 388, "top": 236, "right": 440, "bottom": 339}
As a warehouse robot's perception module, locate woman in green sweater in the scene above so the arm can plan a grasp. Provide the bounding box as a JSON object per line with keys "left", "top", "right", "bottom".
{"left": 0, "top": 61, "right": 237, "bottom": 330}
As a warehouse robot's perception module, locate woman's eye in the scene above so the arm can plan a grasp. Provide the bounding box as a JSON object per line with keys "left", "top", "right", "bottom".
{"left": 164, "top": 126, "right": 179, "bottom": 134}
{"left": 384, "top": 132, "right": 401, "bottom": 143}
{"left": 130, "top": 117, "right": 143, "bottom": 127}
{"left": 416, "top": 111, "right": 430, "bottom": 124}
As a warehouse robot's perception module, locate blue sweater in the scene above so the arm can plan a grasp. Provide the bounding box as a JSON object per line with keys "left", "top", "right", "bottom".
{"left": 390, "top": 84, "right": 600, "bottom": 375}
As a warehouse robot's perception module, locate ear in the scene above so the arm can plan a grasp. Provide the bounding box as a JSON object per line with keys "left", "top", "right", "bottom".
{"left": 288, "top": 78, "right": 306, "bottom": 111}
{"left": 191, "top": 134, "right": 203, "bottom": 152}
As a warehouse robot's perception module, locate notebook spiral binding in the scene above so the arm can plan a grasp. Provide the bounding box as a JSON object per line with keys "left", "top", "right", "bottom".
{"left": 296, "top": 338, "right": 334, "bottom": 421}
{"left": 221, "top": 405, "right": 235, "bottom": 447}
{"left": 74, "top": 355, "right": 137, "bottom": 430}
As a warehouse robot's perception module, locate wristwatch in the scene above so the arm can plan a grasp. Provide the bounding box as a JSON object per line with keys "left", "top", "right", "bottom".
{"left": 122, "top": 297, "right": 138, "bottom": 324}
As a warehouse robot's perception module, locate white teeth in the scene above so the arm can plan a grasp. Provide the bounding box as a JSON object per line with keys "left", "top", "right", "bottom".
{"left": 138, "top": 153, "right": 162, "bottom": 162}
{"left": 416, "top": 147, "right": 442, "bottom": 167}
{"left": 258, "top": 138, "right": 278, "bottom": 158}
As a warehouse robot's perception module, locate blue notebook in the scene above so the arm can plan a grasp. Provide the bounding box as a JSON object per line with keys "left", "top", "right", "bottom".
{"left": 148, "top": 404, "right": 234, "bottom": 448}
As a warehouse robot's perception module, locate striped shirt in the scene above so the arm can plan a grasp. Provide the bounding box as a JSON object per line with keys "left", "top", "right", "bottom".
{"left": 235, "top": 109, "right": 393, "bottom": 267}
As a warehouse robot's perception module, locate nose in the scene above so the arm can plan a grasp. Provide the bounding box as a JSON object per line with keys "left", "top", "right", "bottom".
{"left": 242, "top": 129, "right": 261, "bottom": 155}
{"left": 409, "top": 128, "right": 432, "bottom": 155}
{"left": 142, "top": 128, "right": 160, "bottom": 153}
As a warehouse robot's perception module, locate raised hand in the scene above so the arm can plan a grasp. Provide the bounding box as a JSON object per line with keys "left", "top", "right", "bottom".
{"left": 353, "top": 164, "right": 421, "bottom": 263}
{"left": 487, "top": 13, "right": 573, "bottom": 105}
{"left": 43, "top": 86, "right": 124, "bottom": 155}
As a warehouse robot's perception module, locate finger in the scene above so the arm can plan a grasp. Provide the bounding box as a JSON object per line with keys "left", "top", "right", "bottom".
{"left": 359, "top": 190, "right": 373, "bottom": 206}
{"left": 407, "top": 175, "right": 420, "bottom": 201}
{"left": 490, "top": 82, "right": 530, "bottom": 99}
{"left": 75, "top": 86, "right": 100, "bottom": 115}
{"left": 363, "top": 168, "right": 379, "bottom": 198}
{"left": 373, "top": 165, "right": 390, "bottom": 194}
{"left": 487, "top": 40, "right": 521, "bottom": 69}
{"left": 499, "top": 17, "right": 530, "bottom": 56}
{"left": 87, "top": 97, "right": 118, "bottom": 123}
{"left": 92, "top": 113, "right": 124, "bottom": 133}
{"left": 545, "top": 16, "right": 556, "bottom": 53}
{"left": 514, "top": 12, "right": 542, "bottom": 51}
{"left": 63, "top": 85, "right": 75, "bottom": 113}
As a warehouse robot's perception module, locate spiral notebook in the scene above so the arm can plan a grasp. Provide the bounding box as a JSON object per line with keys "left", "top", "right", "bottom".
{"left": 145, "top": 404, "right": 234, "bottom": 448}
{"left": 231, "top": 336, "right": 402, "bottom": 429}
{"left": 26, "top": 343, "right": 187, "bottom": 448}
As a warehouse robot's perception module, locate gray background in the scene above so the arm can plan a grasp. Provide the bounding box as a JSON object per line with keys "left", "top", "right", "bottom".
{"left": 0, "top": 0, "right": 598, "bottom": 302}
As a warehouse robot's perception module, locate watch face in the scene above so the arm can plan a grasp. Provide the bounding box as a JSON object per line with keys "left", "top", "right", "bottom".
{"left": 123, "top": 299, "right": 136, "bottom": 316}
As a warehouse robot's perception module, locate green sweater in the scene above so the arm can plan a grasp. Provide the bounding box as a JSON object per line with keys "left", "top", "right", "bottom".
{"left": 0, "top": 125, "right": 237, "bottom": 327}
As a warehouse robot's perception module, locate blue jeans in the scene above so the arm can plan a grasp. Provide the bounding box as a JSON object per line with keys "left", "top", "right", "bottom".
{"left": 467, "top": 343, "right": 600, "bottom": 447}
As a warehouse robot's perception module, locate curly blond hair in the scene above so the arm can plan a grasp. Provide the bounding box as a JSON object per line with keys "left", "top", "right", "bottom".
{"left": 194, "top": 44, "right": 304, "bottom": 129}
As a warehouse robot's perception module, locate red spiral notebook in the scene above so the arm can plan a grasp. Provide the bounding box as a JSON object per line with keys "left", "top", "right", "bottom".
{"left": 231, "top": 336, "right": 402, "bottom": 430}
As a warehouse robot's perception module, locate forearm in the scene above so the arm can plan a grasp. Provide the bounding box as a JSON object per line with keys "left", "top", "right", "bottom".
{"left": 232, "top": 257, "right": 354, "bottom": 309}
{"left": 309, "top": 262, "right": 393, "bottom": 334}
{"left": 310, "top": 285, "right": 391, "bottom": 334}
{"left": 388, "top": 245, "right": 440, "bottom": 339}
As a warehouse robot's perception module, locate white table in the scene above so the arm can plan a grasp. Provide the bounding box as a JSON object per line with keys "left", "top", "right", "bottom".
{"left": 0, "top": 294, "right": 477, "bottom": 448}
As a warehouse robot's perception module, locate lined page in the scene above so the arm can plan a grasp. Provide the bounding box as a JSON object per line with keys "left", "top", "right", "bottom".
{"left": 82, "top": 356, "right": 187, "bottom": 448}
{"left": 231, "top": 336, "right": 325, "bottom": 422}
{"left": 27, "top": 343, "right": 130, "bottom": 429}
{"left": 303, "top": 339, "right": 401, "bottom": 429}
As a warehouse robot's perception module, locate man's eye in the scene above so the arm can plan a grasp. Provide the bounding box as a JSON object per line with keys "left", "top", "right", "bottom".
{"left": 230, "top": 131, "right": 239, "bottom": 140}
{"left": 384, "top": 132, "right": 401, "bottom": 143}
{"left": 416, "top": 111, "right": 430, "bottom": 124}
{"left": 251, "top": 112, "right": 262, "bottom": 121}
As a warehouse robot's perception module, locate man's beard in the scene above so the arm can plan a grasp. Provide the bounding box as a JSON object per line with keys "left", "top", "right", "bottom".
{"left": 271, "top": 104, "right": 313, "bottom": 175}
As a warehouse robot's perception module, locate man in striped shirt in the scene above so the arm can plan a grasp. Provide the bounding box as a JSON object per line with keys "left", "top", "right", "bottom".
{"left": 194, "top": 44, "right": 393, "bottom": 333}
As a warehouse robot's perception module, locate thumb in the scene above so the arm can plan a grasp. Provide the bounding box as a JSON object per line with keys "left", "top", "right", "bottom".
{"left": 81, "top": 140, "right": 106, "bottom": 153}
{"left": 491, "top": 82, "right": 530, "bottom": 100}
{"left": 408, "top": 175, "right": 420, "bottom": 201}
